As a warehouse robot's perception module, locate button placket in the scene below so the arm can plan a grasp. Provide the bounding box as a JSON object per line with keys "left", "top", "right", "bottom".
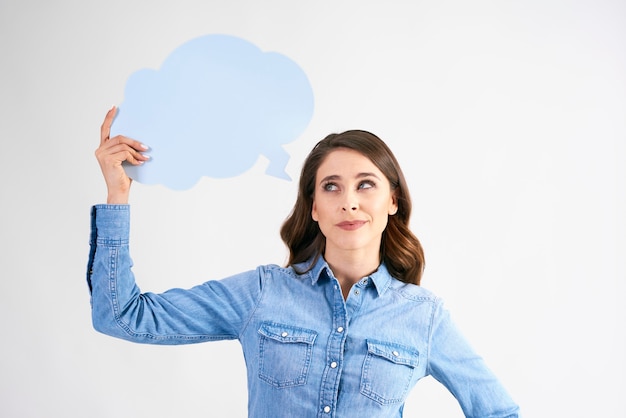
{"left": 317, "top": 275, "right": 348, "bottom": 417}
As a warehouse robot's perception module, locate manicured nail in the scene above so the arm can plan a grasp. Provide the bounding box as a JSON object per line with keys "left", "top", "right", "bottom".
{"left": 140, "top": 143, "right": 149, "bottom": 150}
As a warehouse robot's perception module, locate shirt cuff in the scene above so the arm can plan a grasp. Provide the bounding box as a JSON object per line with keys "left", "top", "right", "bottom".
{"left": 90, "top": 204, "right": 131, "bottom": 245}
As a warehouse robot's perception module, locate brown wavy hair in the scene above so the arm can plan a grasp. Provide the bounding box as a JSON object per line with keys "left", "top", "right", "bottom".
{"left": 280, "top": 130, "right": 425, "bottom": 285}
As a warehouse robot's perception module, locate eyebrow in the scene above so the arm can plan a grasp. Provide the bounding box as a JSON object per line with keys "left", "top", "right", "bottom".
{"left": 319, "top": 172, "right": 382, "bottom": 185}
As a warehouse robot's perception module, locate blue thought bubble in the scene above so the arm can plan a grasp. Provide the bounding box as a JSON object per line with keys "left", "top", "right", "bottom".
{"left": 110, "top": 34, "right": 314, "bottom": 190}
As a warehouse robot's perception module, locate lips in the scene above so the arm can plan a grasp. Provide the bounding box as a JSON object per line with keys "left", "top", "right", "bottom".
{"left": 336, "top": 220, "right": 367, "bottom": 231}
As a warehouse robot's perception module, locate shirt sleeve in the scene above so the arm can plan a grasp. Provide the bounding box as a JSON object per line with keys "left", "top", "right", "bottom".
{"left": 86, "top": 204, "right": 263, "bottom": 345}
{"left": 426, "top": 300, "right": 521, "bottom": 418}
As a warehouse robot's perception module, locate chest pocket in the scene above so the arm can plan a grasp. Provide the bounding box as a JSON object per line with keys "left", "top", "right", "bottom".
{"left": 258, "top": 322, "right": 317, "bottom": 388}
{"left": 360, "top": 340, "right": 420, "bottom": 405}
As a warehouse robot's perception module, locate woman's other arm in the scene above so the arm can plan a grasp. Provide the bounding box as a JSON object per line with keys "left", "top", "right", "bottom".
{"left": 427, "top": 301, "right": 521, "bottom": 417}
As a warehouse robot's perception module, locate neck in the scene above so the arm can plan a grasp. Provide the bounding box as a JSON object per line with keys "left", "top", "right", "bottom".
{"left": 324, "top": 248, "right": 380, "bottom": 294}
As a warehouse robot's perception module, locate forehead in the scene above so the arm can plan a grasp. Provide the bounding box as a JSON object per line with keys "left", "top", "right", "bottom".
{"left": 316, "top": 148, "right": 382, "bottom": 178}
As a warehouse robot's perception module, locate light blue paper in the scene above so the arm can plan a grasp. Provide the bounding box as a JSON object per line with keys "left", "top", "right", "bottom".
{"left": 110, "top": 34, "right": 314, "bottom": 190}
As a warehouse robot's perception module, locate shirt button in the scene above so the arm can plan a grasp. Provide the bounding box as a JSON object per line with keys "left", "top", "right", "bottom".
{"left": 330, "top": 361, "right": 338, "bottom": 369}
{"left": 337, "top": 326, "right": 344, "bottom": 333}
{"left": 323, "top": 406, "right": 331, "bottom": 413}
{"left": 354, "top": 289, "right": 360, "bottom": 295}
{"left": 362, "top": 279, "right": 369, "bottom": 285}
{"left": 392, "top": 351, "right": 399, "bottom": 357}
{"left": 281, "top": 332, "right": 288, "bottom": 337}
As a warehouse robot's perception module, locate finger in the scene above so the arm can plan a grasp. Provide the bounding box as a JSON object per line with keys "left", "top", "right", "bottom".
{"left": 123, "top": 144, "right": 150, "bottom": 164}
{"left": 100, "top": 105, "right": 117, "bottom": 145}
{"left": 125, "top": 150, "right": 148, "bottom": 165}
{"left": 114, "top": 147, "right": 149, "bottom": 166}
{"left": 108, "top": 135, "right": 149, "bottom": 153}
{"left": 99, "top": 140, "right": 150, "bottom": 165}
{"left": 96, "top": 149, "right": 140, "bottom": 173}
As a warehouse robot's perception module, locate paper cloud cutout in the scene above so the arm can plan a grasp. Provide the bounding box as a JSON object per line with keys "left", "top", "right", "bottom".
{"left": 110, "top": 34, "right": 314, "bottom": 190}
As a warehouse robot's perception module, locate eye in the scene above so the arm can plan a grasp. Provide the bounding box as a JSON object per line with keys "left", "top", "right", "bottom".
{"left": 323, "top": 182, "right": 339, "bottom": 191}
{"left": 358, "top": 180, "right": 375, "bottom": 190}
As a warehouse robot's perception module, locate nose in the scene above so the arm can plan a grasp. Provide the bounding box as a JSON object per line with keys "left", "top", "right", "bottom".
{"left": 342, "top": 192, "right": 358, "bottom": 211}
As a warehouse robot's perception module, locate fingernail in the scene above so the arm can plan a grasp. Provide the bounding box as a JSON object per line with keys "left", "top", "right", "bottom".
{"left": 140, "top": 143, "right": 149, "bottom": 150}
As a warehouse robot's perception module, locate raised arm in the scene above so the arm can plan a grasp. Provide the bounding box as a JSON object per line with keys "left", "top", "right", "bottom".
{"left": 95, "top": 106, "right": 149, "bottom": 204}
{"left": 87, "top": 109, "right": 263, "bottom": 344}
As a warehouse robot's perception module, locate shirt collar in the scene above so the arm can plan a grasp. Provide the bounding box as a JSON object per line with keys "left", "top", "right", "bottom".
{"left": 300, "top": 256, "right": 393, "bottom": 297}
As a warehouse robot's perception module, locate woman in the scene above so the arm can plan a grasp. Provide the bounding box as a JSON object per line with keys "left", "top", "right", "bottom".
{"left": 88, "top": 107, "right": 520, "bottom": 417}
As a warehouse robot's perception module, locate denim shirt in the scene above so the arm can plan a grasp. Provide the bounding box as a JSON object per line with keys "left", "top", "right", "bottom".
{"left": 87, "top": 205, "right": 520, "bottom": 418}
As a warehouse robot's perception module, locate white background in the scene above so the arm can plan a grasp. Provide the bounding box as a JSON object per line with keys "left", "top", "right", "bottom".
{"left": 1, "top": 0, "right": 624, "bottom": 417}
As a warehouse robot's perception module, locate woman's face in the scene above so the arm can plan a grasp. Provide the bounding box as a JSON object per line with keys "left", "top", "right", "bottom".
{"left": 311, "top": 148, "right": 398, "bottom": 259}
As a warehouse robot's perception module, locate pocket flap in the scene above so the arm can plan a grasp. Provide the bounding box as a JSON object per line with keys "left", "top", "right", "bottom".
{"left": 366, "top": 340, "right": 419, "bottom": 367}
{"left": 258, "top": 322, "right": 317, "bottom": 344}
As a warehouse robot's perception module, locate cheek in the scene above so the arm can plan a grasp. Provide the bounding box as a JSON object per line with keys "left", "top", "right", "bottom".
{"left": 373, "top": 199, "right": 392, "bottom": 215}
